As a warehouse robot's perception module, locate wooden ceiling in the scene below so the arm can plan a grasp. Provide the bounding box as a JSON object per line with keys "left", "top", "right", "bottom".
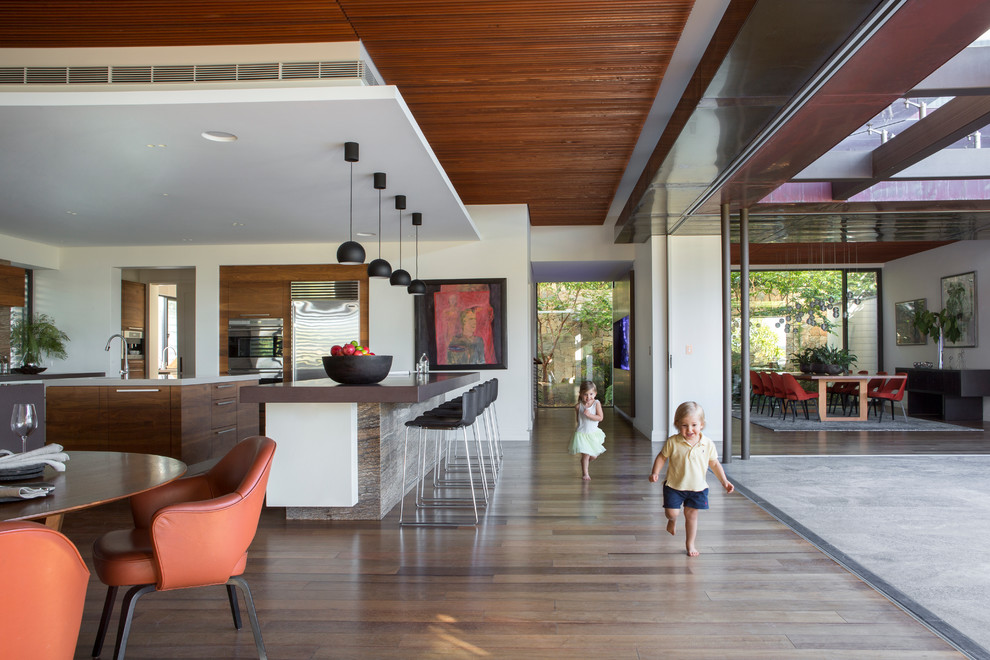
{"left": 0, "top": 0, "right": 695, "bottom": 228}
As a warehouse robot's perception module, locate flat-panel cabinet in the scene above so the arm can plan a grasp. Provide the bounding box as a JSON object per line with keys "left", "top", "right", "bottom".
{"left": 107, "top": 385, "right": 172, "bottom": 456}
{"left": 45, "top": 386, "right": 107, "bottom": 451}
{"left": 121, "top": 280, "right": 146, "bottom": 332}
{"left": 226, "top": 281, "right": 285, "bottom": 320}
{"left": 47, "top": 379, "right": 260, "bottom": 463}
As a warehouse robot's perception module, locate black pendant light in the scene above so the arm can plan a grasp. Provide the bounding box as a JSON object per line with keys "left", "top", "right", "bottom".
{"left": 407, "top": 212, "right": 427, "bottom": 295}
{"left": 336, "top": 141, "right": 366, "bottom": 265}
{"left": 367, "top": 172, "right": 392, "bottom": 278}
{"left": 389, "top": 194, "right": 412, "bottom": 286}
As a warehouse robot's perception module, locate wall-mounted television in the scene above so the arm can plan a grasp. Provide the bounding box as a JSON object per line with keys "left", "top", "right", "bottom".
{"left": 613, "top": 315, "right": 630, "bottom": 370}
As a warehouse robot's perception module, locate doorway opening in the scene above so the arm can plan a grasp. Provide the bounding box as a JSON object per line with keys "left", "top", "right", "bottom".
{"left": 536, "top": 282, "right": 614, "bottom": 408}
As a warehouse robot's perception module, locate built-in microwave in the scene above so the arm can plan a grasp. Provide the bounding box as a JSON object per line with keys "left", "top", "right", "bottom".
{"left": 228, "top": 318, "right": 283, "bottom": 379}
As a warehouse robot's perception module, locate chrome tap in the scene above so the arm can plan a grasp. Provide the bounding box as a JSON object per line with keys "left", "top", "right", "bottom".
{"left": 105, "top": 333, "right": 129, "bottom": 379}
{"left": 161, "top": 345, "right": 177, "bottom": 372}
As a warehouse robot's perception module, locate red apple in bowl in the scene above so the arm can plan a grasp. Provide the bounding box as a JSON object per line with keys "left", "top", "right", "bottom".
{"left": 342, "top": 343, "right": 357, "bottom": 356}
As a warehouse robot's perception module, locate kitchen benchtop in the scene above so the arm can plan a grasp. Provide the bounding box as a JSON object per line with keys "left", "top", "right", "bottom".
{"left": 240, "top": 371, "right": 480, "bottom": 404}
{"left": 0, "top": 371, "right": 104, "bottom": 383}
{"left": 40, "top": 374, "right": 263, "bottom": 387}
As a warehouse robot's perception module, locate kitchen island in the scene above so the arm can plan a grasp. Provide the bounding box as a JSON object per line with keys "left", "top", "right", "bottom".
{"left": 240, "top": 371, "right": 479, "bottom": 520}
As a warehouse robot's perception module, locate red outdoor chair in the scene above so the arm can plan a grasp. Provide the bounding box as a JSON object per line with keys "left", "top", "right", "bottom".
{"left": 868, "top": 373, "right": 908, "bottom": 422}
{"left": 782, "top": 372, "right": 821, "bottom": 421}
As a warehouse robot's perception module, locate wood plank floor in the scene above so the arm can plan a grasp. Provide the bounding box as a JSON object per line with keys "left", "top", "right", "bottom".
{"left": 62, "top": 408, "right": 985, "bottom": 659}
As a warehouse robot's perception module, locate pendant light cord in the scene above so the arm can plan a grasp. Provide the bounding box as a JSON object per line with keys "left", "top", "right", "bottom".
{"left": 349, "top": 162, "right": 354, "bottom": 241}
{"left": 415, "top": 224, "right": 419, "bottom": 277}
{"left": 398, "top": 210, "right": 403, "bottom": 266}
{"left": 378, "top": 188, "right": 383, "bottom": 257}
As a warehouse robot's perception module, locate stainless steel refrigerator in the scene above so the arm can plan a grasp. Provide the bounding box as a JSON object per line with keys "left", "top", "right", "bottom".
{"left": 291, "top": 298, "right": 361, "bottom": 381}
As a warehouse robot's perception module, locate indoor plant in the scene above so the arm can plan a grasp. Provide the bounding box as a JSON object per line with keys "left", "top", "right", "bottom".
{"left": 790, "top": 346, "right": 818, "bottom": 373}
{"left": 819, "top": 346, "right": 857, "bottom": 375}
{"left": 9, "top": 313, "right": 69, "bottom": 373}
{"left": 912, "top": 304, "right": 963, "bottom": 369}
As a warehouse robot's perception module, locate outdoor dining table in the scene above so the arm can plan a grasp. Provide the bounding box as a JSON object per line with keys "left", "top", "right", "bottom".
{"left": 0, "top": 450, "right": 186, "bottom": 530}
{"left": 796, "top": 373, "right": 907, "bottom": 422}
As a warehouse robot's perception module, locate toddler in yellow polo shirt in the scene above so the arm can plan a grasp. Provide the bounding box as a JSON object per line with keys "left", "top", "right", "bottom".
{"left": 648, "top": 401, "right": 734, "bottom": 557}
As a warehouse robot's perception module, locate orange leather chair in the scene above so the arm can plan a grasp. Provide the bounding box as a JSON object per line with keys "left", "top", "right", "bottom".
{"left": 0, "top": 521, "right": 90, "bottom": 659}
{"left": 91, "top": 436, "right": 276, "bottom": 659}
{"left": 868, "top": 373, "right": 909, "bottom": 422}
{"left": 781, "top": 372, "right": 821, "bottom": 421}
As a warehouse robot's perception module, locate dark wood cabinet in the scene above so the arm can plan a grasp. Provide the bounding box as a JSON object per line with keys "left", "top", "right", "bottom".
{"left": 45, "top": 386, "right": 106, "bottom": 451}
{"left": 226, "top": 281, "right": 286, "bottom": 320}
{"left": 107, "top": 385, "right": 173, "bottom": 455}
{"left": 0, "top": 264, "right": 25, "bottom": 307}
{"left": 47, "top": 378, "right": 261, "bottom": 463}
{"left": 121, "top": 280, "right": 146, "bottom": 331}
{"left": 900, "top": 367, "right": 990, "bottom": 421}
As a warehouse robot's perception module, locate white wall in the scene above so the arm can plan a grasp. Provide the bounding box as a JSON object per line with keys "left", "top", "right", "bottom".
{"left": 633, "top": 237, "right": 665, "bottom": 442}
{"left": 2, "top": 202, "right": 535, "bottom": 440}
{"left": 884, "top": 240, "right": 990, "bottom": 419}
{"left": 666, "top": 235, "right": 725, "bottom": 444}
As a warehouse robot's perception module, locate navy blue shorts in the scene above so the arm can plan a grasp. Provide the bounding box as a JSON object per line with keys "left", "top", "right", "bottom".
{"left": 663, "top": 484, "right": 709, "bottom": 510}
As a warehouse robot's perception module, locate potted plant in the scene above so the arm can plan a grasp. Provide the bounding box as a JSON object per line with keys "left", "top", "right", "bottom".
{"left": 9, "top": 313, "right": 70, "bottom": 373}
{"left": 819, "top": 346, "right": 857, "bottom": 375}
{"left": 790, "top": 346, "right": 818, "bottom": 373}
{"left": 912, "top": 305, "right": 963, "bottom": 369}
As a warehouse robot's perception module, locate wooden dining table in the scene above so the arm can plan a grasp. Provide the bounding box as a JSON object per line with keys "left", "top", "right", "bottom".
{"left": 0, "top": 450, "right": 186, "bottom": 530}
{"left": 797, "top": 373, "right": 908, "bottom": 422}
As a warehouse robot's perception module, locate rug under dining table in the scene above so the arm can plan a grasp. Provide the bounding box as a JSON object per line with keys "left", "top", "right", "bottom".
{"left": 736, "top": 409, "right": 982, "bottom": 432}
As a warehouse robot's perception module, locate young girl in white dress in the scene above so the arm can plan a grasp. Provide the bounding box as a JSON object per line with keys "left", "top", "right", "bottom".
{"left": 568, "top": 380, "right": 606, "bottom": 480}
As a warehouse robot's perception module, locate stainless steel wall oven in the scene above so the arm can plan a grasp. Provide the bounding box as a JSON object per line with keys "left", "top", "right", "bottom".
{"left": 228, "top": 318, "right": 283, "bottom": 382}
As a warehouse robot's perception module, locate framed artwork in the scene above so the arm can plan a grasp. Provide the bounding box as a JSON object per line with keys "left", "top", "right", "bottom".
{"left": 895, "top": 299, "right": 927, "bottom": 346}
{"left": 941, "top": 271, "right": 978, "bottom": 347}
{"left": 414, "top": 278, "right": 507, "bottom": 370}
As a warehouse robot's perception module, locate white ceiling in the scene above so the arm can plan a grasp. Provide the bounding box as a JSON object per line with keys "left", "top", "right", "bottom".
{"left": 0, "top": 84, "right": 477, "bottom": 248}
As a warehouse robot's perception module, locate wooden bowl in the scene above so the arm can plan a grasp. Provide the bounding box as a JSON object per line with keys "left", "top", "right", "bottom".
{"left": 321, "top": 355, "right": 393, "bottom": 384}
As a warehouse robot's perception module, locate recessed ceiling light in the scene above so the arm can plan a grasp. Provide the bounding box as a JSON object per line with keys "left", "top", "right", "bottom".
{"left": 65, "top": 210, "right": 77, "bottom": 215}
{"left": 202, "top": 131, "right": 238, "bottom": 142}
{"left": 146, "top": 144, "right": 167, "bottom": 148}
{"left": 231, "top": 222, "right": 245, "bottom": 227}
{"left": 356, "top": 231, "right": 376, "bottom": 237}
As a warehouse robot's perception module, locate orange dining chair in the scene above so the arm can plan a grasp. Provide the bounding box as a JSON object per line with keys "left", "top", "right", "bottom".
{"left": 868, "top": 373, "right": 909, "bottom": 422}
{"left": 91, "top": 436, "right": 276, "bottom": 660}
{"left": 749, "top": 370, "right": 766, "bottom": 413}
{"left": 757, "top": 371, "right": 775, "bottom": 415}
{"left": 768, "top": 372, "right": 789, "bottom": 418}
{"left": 0, "top": 521, "right": 90, "bottom": 660}
{"left": 782, "top": 372, "right": 821, "bottom": 421}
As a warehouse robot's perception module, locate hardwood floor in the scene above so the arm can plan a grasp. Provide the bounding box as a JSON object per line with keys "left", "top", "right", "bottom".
{"left": 62, "top": 408, "right": 982, "bottom": 659}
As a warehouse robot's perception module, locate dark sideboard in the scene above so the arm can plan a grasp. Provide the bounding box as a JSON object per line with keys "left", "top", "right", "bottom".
{"left": 898, "top": 367, "right": 990, "bottom": 421}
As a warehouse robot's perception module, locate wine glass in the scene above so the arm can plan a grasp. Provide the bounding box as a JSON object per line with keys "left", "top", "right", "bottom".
{"left": 10, "top": 403, "right": 38, "bottom": 454}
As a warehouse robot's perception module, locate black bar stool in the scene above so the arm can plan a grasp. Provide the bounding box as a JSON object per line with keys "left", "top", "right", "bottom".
{"left": 399, "top": 389, "right": 483, "bottom": 526}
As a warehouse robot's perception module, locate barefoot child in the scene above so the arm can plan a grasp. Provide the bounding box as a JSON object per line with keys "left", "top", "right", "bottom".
{"left": 648, "top": 401, "right": 733, "bottom": 556}
{"left": 568, "top": 381, "right": 605, "bottom": 480}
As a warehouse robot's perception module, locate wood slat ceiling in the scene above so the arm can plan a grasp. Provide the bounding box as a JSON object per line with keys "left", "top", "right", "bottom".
{"left": 0, "top": 0, "right": 694, "bottom": 228}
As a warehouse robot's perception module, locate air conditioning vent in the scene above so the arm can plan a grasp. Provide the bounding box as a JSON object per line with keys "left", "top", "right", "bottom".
{"left": 152, "top": 65, "right": 195, "bottom": 82}
{"left": 112, "top": 66, "right": 153, "bottom": 83}
{"left": 68, "top": 67, "right": 109, "bottom": 84}
{"left": 290, "top": 281, "right": 360, "bottom": 301}
{"left": 0, "top": 61, "right": 377, "bottom": 86}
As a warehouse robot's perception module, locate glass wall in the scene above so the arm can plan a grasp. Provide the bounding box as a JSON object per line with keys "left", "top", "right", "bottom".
{"left": 731, "top": 269, "right": 880, "bottom": 400}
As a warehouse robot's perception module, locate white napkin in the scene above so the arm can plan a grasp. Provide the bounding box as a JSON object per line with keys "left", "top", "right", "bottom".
{"left": 0, "top": 484, "right": 54, "bottom": 499}
{"left": 0, "top": 444, "right": 70, "bottom": 472}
